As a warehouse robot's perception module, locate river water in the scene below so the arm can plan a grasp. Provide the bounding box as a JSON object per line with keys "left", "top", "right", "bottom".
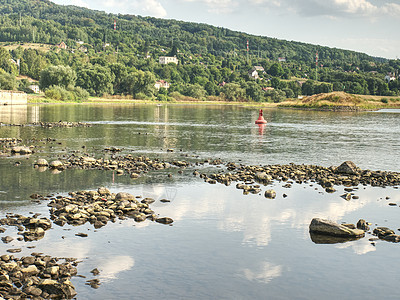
{"left": 0, "top": 104, "right": 399, "bottom": 299}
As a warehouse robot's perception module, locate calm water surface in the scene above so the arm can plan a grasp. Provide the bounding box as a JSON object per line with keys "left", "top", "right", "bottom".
{"left": 0, "top": 104, "right": 399, "bottom": 300}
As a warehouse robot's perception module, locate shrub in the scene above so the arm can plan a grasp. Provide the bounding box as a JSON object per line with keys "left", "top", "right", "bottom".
{"left": 44, "top": 85, "right": 89, "bottom": 101}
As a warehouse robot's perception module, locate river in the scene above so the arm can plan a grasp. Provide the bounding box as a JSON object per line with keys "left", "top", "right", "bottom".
{"left": 0, "top": 104, "right": 399, "bottom": 299}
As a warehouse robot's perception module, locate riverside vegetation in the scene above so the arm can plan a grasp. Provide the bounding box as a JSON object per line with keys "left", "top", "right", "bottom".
{"left": 0, "top": 0, "right": 399, "bottom": 107}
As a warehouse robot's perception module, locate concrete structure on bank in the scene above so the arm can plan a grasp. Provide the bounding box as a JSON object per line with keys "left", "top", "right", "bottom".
{"left": 0, "top": 91, "right": 28, "bottom": 105}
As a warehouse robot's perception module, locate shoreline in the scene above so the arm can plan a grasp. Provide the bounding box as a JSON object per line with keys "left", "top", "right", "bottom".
{"left": 27, "top": 94, "right": 400, "bottom": 112}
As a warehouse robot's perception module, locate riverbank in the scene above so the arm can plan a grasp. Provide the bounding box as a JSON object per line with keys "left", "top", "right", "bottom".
{"left": 28, "top": 92, "right": 400, "bottom": 111}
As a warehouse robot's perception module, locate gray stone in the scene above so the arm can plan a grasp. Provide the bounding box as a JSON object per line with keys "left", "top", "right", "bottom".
{"left": 309, "top": 218, "right": 365, "bottom": 237}
{"left": 115, "top": 192, "right": 135, "bottom": 201}
{"left": 156, "top": 217, "right": 174, "bottom": 225}
{"left": 49, "top": 160, "right": 64, "bottom": 169}
{"left": 336, "top": 161, "right": 359, "bottom": 175}
{"left": 35, "top": 158, "right": 49, "bottom": 166}
{"left": 264, "top": 190, "right": 276, "bottom": 199}
{"left": 356, "top": 219, "right": 370, "bottom": 231}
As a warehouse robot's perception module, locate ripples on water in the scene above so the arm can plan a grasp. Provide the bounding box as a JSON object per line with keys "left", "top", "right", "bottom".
{"left": 0, "top": 104, "right": 399, "bottom": 299}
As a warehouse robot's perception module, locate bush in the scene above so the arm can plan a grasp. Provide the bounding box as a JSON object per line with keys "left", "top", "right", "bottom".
{"left": 44, "top": 85, "right": 89, "bottom": 101}
{"left": 135, "top": 92, "right": 153, "bottom": 100}
{"left": 381, "top": 98, "right": 388, "bottom": 104}
{"left": 71, "top": 86, "right": 90, "bottom": 101}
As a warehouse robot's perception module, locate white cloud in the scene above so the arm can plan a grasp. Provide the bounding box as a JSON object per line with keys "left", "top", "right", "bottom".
{"left": 247, "top": 0, "right": 400, "bottom": 18}
{"left": 182, "top": 0, "right": 238, "bottom": 14}
{"left": 381, "top": 2, "right": 400, "bottom": 17}
{"left": 53, "top": 0, "right": 167, "bottom": 17}
{"left": 69, "top": 0, "right": 89, "bottom": 7}
{"left": 99, "top": 0, "right": 167, "bottom": 17}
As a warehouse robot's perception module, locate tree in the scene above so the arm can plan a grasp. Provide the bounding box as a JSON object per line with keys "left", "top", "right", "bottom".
{"left": 123, "top": 70, "right": 155, "bottom": 98}
{"left": 109, "top": 63, "right": 128, "bottom": 94}
{"left": 244, "top": 81, "right": 263, "bottom": 102}
{"left": 76, "top": 65, "right": 114, "bottom": 96}
{"left": 184, "top": 84, "right": 206, "bottom": 99}
{"left": 268, "top": 63, "right": 284, "bottom": 77}
{"left": 39, "top": 65, "right": 77, "bottom": 90}
{"left": 222, "top": 83, "right": 245, "bottom": 101}
{"left": 0, "top": 72, "right": 17, "bottom": 90}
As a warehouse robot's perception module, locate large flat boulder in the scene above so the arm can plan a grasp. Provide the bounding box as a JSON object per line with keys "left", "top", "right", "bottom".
{"left": 335, "top": 161, "right": 359, "bottom": 175}
{"left": 309, "top": 218, "right": 365, "bottom": 237}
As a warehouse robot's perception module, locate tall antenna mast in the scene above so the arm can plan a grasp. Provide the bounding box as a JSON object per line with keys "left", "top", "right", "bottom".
{"left": 315, "top": 50, "right": 319, "bottom": 81}
{"left": 246, "top": 40, "right": 249, "bottom": 63}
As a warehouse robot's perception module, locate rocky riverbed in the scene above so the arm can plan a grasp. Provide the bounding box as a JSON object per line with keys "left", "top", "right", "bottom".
{"left": 2, "top": 130, "right": 400, "bottom": 298}
{"left": 0, "top": 186, "right": 173, "bottom": 299}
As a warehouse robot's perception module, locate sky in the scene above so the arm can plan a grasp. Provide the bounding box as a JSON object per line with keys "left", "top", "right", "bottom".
{"left": 51, "top": 0, "right": 400, "bottom": 59}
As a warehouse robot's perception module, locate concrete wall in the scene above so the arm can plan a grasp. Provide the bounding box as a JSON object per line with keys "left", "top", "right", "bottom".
{"left": 0, "top": 90, "right": 28, "bottom": 105}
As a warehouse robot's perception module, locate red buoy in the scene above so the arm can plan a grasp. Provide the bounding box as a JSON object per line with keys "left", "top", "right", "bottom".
{"left": 255, "top": 109, "right": 267, "bottom": 124}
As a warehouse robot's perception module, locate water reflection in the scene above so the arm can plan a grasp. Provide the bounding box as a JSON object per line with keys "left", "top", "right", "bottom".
{"left": 335, "top": 238, "right": 376, "bottom": 255}
{"left": 241, "top": 261, "right": 283, "bottom": 283}
{"left": 96, "top": 256, "right": 135, "bottom": 282}
{"left": 0, "top": 105, "right": 28, "bottom": 124}
{"left": 257, "top": 124, "right": 266, "bottom": 135}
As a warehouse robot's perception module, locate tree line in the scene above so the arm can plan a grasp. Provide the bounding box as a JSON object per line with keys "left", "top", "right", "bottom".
{"left": 0, "top": 0, "right": 398, "bottom": 102}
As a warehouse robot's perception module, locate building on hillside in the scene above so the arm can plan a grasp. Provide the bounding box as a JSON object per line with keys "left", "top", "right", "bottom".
{"left": 57, "top": 42, "right": 67, "bottom": 50}
{"left": 159, "top": 56, "right": 178, "bottom": 65}
{"left": 248, "top": 66, "right": 265, "bottom": 80}
{"left": 262, "top": 87, "right": 275, "bottom": 91}
{"left": 9, "top": 59, "right": 20, "bottom": 67}
{"left": 385, "top": 73, "right": 396, "bottom": 83}
{"left": 78, "top": 46, "right": 88, "bottom": 53}
{"left": 155, "top": 80, "right": 170, "bottom": 90}
{"left": 278, "top": 57, "right": 286, "bottom": 62}
{"left": 28, "top": 85, "right": 40, "bottom": 94}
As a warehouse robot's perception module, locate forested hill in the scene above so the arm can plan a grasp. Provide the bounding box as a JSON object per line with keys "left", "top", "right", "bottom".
{"left": 0, "top": 0, "right": 379, "bottom": 65}
{"left": 0, "top": 0, "right": 399, "bottom": 102}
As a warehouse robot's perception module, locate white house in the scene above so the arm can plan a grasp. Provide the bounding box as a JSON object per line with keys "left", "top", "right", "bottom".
{"left": 155, "top": 80, "right": 170, "bottom": 90}
{"left": 248, "top": 66, "right": 265, "bottom": 80}
{"left": 385, "top": 73, "right": 396, "bottom": 83}
{"left": 28, "top": 85, "right": 40, "bottom": 94}
{"left": 159, "top": 56, "right": 178, "bottom": 65}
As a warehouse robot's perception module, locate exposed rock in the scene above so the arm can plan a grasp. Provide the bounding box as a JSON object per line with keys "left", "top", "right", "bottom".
{"left": 11, "top": 146, "right": 32, "bottom": 155}
{"left": 1, "top": 236, "right": 13, "bottom": 244}
{"left": 90, "top": 268, "right": 100, "bottom": 276}
{"left": 38, "top": 278, "right": 77, "bottom": 298}
{"left": 75, "top": 233, "right": 88, "bottom": 238}
{"left": 6, "top": 248, "right": 21, "bottom": 253}
{"left": 115, "top": 192, "right": 135, "bottom": 201}
{"left": 23, "top": 227, "right": 45, "bottom": 241}
{"left": 34, "top": 158, "right": 49, "bottom": 166}
{"left": 356, "top": 219, "right": 370, "bottom": 231}
{"left": 335, "top": 161, "right": 359, "bottom": 175}
{"left": 264, "top": 190, "right": 277, "bottom": 199}
{"left": 156, "top": 217, "right": 174, "bottom": 225}
{"left": 309, "top": 218, "right": 365, "bottom": 237}
{"left": 130, "top": 173, "right": 140, "bottom": 179}
{"left": 373, "top": 227, "right": 395, "bottom": 237}
{"left": 49, "top": 160, "right": 64, "bottom": 169}
{"left": 97, "top": 187, "right": 110, "bottom": 196}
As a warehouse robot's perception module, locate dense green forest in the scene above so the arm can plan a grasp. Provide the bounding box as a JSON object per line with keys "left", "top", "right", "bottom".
{"left": 0, "top": 0, "right": 399, "bottom": 102}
